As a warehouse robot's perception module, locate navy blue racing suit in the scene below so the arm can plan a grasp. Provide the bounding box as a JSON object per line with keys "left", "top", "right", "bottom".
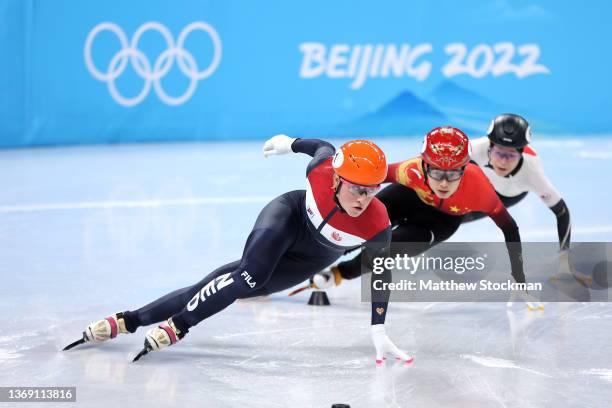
{"left": 122, "top": 139, "right": 393, "bottom": 335}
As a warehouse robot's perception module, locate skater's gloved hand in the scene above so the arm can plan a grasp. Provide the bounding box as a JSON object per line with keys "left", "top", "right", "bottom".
{"left": 507, "top": 289, "right": 544, "bottom": 311}
{"left": 310, "top": 267, "right": 343, "bottom": 290}
{"left": 263, "top": 134, "right": 297, "bottom": 157}
{"left": 371, "top": 324, "right": 413, "bottom": 365}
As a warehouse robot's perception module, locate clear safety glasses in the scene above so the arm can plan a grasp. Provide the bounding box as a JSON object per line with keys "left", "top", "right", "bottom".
{"left": 490, "top": 145, "right": 522, "bottom": 161}
{"left": 340, "top": 178, "right": 381, "bottom": 197}
{"left": 425, "top": 166, "right": 465, "bottom": 182}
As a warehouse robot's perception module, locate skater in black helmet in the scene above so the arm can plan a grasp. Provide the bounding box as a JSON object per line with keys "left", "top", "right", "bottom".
{"left": 467, "top": 114, "right": 586, "bottom": 284}
{"left": 64, "top": 135, "right": 412, "bottom": 364}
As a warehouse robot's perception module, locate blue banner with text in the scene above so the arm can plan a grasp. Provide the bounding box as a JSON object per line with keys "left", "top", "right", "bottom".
{"left": 0, "top": 0, "right": 610, "bottom": 147}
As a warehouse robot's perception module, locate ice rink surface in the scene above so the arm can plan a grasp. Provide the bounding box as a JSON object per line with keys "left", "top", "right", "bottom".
{"left": 1, "top": 136, "right": 611, "bottom": 407}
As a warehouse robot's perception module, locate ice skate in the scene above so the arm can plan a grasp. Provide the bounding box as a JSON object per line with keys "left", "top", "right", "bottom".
{"left": 288, "top": 266, "right": 342, "bottom": 296}
{"left": 63, "top": 312, "right": 129, "bottom": 350}
{"left": 506, "top": 290, "right": 545, "bottom": 311}
{"left": 132, "top": 318, "right": 185, "bottom": 362}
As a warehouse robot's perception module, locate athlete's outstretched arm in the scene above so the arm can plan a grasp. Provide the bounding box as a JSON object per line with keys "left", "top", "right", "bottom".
{"left": 489, "top": 207, "right": 526, "bottom": 284}
{"left": 363, "top": 227, "right": 413, "bottom": 364}
{"left": 362, "top": 227, "right": 392, "bottom": 325}
{"left": 525, "top": 158, "right": 583, "bottom": 282}
{"left": 489, "top": 208, "right": 545, "bottom": 310}
{"left": 524, "top": 155, "right": 570, "bottom": 251}
{"left": 263, "top": 134, "right": 335, "bottom": 175}
{"left": 478, "top": 180, "right": 527, "bottom": 284}
{"left": 291, "top": 138, "right": 335, "bottom": 158}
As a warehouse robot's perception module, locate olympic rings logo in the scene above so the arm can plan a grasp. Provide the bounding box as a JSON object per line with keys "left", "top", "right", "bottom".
{"left": 84, "top": 21, "right": 221, "bottom": 107}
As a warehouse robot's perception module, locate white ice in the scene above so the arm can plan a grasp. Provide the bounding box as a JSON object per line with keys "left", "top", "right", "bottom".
{"left": 0, "top": 137, "right": 611, "bottom": 407}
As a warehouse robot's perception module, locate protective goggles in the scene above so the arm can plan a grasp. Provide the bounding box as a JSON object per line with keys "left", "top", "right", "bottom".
{"left": 339, "top": 178, "right": 381, "bottom": 197}
{"left": 425, "top": 165, "right": 465, "bottom": 182}
{"left": 490, "top": 145, "right": 521, "bottom": 161}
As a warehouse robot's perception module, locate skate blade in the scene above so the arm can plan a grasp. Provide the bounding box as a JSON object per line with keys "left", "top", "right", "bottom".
{"left": 132, "top": 348, "right": 149, "bottom": 362}
{"left": 132, "top": 347, "right": 150, "bottom": 362}
{"left": 526, "top": 303, "right": 545, "bottom": 312}
{"left": 288, "top": 284, "right": 311, "bottom": 296}
{"left": 63, "top": 333, "right": 87, "bottom": 351}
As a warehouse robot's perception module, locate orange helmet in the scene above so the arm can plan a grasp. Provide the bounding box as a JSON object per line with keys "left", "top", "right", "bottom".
{"left": 331, "top": 140, "right": 387, "bottom": 186}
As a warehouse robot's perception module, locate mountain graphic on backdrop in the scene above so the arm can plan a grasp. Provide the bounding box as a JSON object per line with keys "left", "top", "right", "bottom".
{"left": 427, "top": 80, "right": 503, "bottom": 117}
{"left": 423, "top": 80, "right": 505, "bottom": 135}
{"left": 426, "top": 80, "right": 565, "bottom": 134}
{"left": 342, "top": 90, "right": 447, "bottom": 136}
{"left": 340, "top": 80, "right": 564, "bottom": 137}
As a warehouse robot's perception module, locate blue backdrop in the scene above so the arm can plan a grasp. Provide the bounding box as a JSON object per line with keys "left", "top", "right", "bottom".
{"left": 1, "top": 0, "right": 611, "bottom": 147}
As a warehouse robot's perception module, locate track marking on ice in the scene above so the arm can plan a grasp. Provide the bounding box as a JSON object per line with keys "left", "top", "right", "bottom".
{"left": 464, "top": 225, "right": 612, "bottom": 239}
{"left": 583, "top": 369, "right": 612, "bottom": 383}
{"left": 234, "top": 339, "right": 304, "bottom": 366}
{"left": 522, "top": 225, "right": 612, "bottom": 238}
{"left": 0, "top": 349, "right": 21, "bottom": 360}
{"left": 213, "top": 322, "right": 360, "bottom": 340}
{"left": 461, "top": 354, "right": 553, "bottom": 378}
{"left": 3, "top": 197, "right": 611, "bottom": 237}
{"left": 0, "top": 196, "right": 272, "bottom": 214}
{"left": 235, "top": 354, "right": 260, "bottom": 366}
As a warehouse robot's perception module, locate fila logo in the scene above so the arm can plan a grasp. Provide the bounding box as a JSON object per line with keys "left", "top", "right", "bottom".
{"left": 241, "top": 270, "right": 256, "bottom": 288}
{"left": 186, "top": 272, "right": 234, "bottom": 311}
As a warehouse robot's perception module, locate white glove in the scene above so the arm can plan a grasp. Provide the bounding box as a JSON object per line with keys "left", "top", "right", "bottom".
{"left": 310, "top": 266, "right": 342, "bottom": 290}
{"left": 506, "top": 289, "right": 544, "bottom": 311}
{"left": 371, "top": 324, "right": 413, "bottom": 365}
{"left": 262, "top": 134, "right": 296, "bottom": 157}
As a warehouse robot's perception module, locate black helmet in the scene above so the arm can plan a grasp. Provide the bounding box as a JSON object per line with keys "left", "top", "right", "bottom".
{"left": 487, "top": 113, "right": 531, "bottom": 149}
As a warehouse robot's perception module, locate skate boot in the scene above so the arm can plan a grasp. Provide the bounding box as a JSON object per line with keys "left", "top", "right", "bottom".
{"left": 288, "top": 266, "right": 343, "bottom": 296}
{"left": 132, "top": 318, "right": 186, "bottom": 362}
{"left": 506, "top": 290, "right": 545, "bottom": 311}
{"left": 311, "top": 266, "right": 343, "bottom": 290}
{"left": 63, "top": 312, "right": 130, "bottom": 350}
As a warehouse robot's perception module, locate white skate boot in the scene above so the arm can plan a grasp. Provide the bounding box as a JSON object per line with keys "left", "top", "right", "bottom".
{"left": 132, "top": 318, "right": 186, "bottom": 362}
{"left": 63, "top": 312, "right": 130, "bottom": 350}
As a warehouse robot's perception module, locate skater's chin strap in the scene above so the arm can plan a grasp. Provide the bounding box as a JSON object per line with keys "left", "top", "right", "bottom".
{"left": 332, "top": 181, "right": 348, "bottom": 214}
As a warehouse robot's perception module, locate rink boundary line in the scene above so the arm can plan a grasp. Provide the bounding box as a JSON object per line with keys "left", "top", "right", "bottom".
{"left": 521, "top": 225, "right": 612, "bottom": 237}
{"left": 459, "top": 226, "right": 612, "bottom": 238}
{"left": 2, "top": 199, "right": 611, "bottom": 236}
{"left": 0, "top": 196, "right": 272, "bottom": 214}
{"left": 213, "top": 322, "right": 363, "bottom": 340}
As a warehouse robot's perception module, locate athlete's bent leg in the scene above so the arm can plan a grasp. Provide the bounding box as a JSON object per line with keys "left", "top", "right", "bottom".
{"left": 122, "top": 261, "right": 240, "bottom": 332}
{"left": 167, "top": 193, "right": 301, "bottom": 334}
{"left": 170, "top": 226, "right": 295, "bottom": 333}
